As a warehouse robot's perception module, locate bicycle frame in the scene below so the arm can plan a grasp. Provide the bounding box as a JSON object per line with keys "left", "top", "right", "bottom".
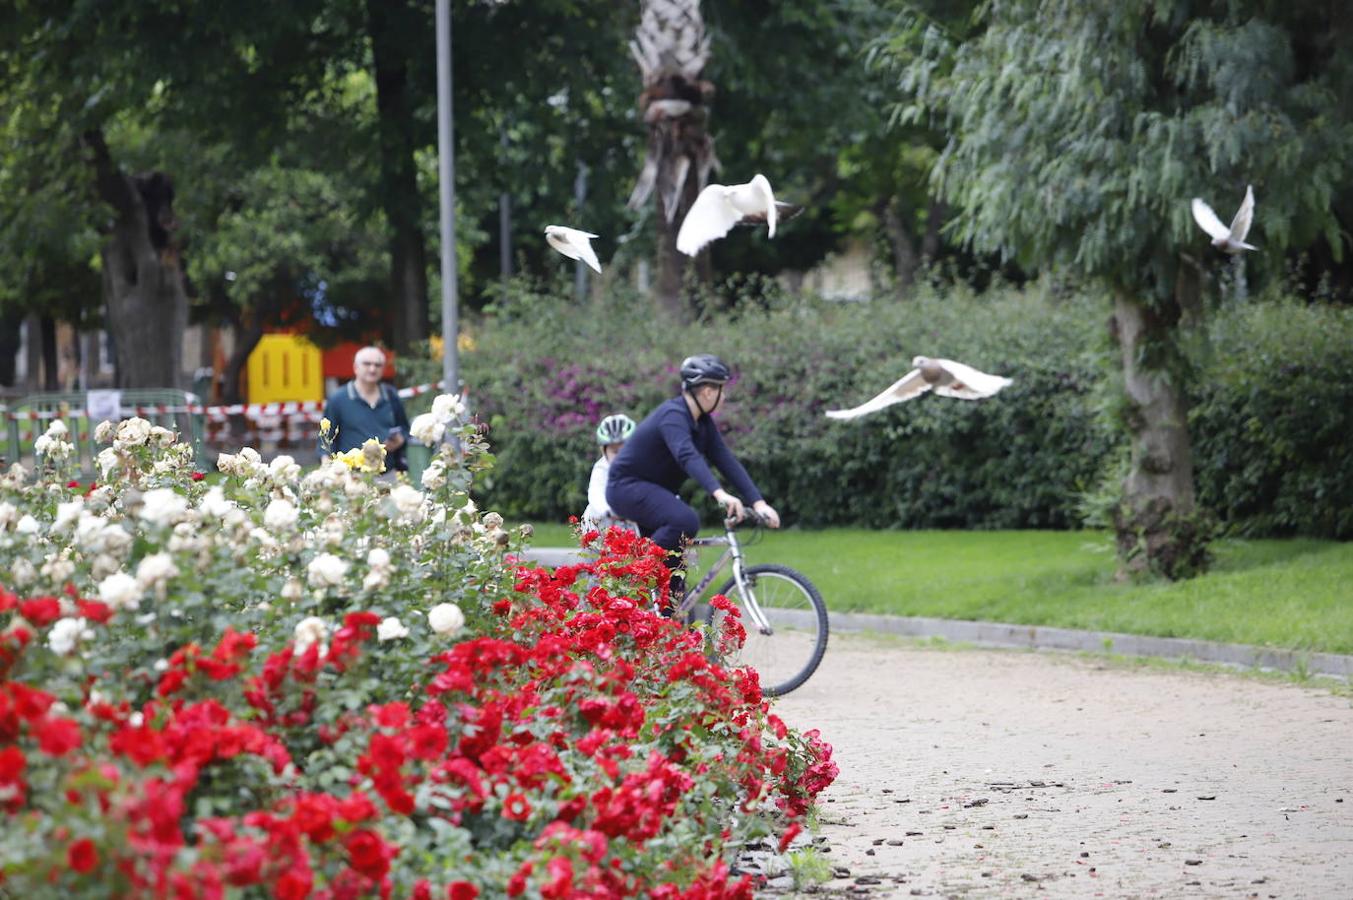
{"left": 676, "top": 522, "right": 775, "bottom": 635}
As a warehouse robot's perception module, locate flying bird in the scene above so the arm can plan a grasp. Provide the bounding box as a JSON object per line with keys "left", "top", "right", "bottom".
{"left": 825, "top": 357, "right": 1013, "bottom": 421}
{"left": 676, "top": 174, "right": 797, "bottom": 256}
{"left": 1191, "top": 185, "right": 1256, "bottom": 254}
{"left": 544, "top": 225, "right": 602, "bottom": 273}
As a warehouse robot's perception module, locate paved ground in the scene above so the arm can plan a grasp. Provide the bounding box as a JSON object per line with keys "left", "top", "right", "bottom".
{"left": 772, "top": 634, "right": 1353, "bottom": 898}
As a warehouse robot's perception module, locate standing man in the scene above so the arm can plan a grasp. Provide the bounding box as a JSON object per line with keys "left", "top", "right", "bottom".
{"left": 319, "top": 346, "right": 411, "bottom": 471}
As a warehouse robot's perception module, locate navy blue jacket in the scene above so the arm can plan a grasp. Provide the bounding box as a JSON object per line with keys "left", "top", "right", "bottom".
{"left": 607, "top": 396, "right": 763, "bottom": 502}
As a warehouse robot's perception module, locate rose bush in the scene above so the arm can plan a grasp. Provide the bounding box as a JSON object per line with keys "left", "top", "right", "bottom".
{"left": 0, "top": 404, "right": 835, "bottom": 897}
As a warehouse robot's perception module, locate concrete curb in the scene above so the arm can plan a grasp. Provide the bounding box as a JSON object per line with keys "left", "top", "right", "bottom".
{"left": 825, "top": 610, "right": 1353, "bottom": 679}
{"left": 516, "top": 547, "right": 1353, "bottom": 680}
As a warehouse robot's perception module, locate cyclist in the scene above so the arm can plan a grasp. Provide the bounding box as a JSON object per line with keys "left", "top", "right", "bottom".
{"left": 582, "top": 413, "right": 638, "bottom": 532}
{"left": 606, "top": 354, "right": 780, "bottom": 600}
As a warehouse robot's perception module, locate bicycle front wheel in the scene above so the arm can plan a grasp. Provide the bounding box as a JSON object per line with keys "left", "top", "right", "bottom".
{"left": 706, "top": 564, "right": 828, "bottom": 697}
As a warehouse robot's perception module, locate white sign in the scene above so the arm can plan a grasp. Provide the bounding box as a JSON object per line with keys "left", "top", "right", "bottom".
{"left": 86, "top": 389, "right": 122, "bottom": 424}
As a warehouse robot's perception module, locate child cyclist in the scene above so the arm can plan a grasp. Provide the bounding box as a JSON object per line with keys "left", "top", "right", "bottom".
{"left": 581, "top": 413, "right": 638, "bottom": 533}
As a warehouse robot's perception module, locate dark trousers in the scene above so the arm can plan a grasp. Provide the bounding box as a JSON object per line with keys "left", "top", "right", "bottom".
{"left": 605, "top": 478, "right": 699, "bottom": 566}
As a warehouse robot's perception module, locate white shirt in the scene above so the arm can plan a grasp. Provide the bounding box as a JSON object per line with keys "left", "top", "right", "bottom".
{"left": 582, "top": 455, "right": 612, "bottom": 527}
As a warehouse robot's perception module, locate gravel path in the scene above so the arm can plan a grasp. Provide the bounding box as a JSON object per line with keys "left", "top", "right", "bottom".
{"left": 771, "top": 634, "right": 1353, "bottom": 898}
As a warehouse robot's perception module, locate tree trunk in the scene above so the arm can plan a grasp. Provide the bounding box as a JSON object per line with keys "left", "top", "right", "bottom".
{"left": 24, "top": 315, "right": 41, "bottom": 389}
{"left": 881, "top": 198, "right": 918, "bottom": 292}
{"left": 921, "top": 198, "right": 946, "bottom": 265}
{"left": 39, "top": 316, "right": 58, "bottom": 390}
{"left": 0, "top": 309, "right": 22, "bottom": 387}
{"left": 85, "top": 130, "right": 187, "bottom": 390}
{"left": 1109, "top": 289, "right": 1209, "bottom": 579}
{"left": 366, "top": 0, "right": 430, "bottom": 352}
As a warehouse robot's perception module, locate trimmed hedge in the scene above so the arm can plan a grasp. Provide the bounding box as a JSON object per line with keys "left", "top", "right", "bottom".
{"left": 1188, "top": 300, "right": 1353, "bottom": 539}
{"left": 459, "top": 282, "right": 1113, "bottom": 529}
{"left": 460, "top": 282, "right": 1353, "bottom": 533}
{"left": 451, "top": 282, "right": 1353, "bottom": 537}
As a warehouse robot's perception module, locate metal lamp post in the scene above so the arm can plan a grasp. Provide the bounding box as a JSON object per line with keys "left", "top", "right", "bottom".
{"left": 435, "top": 0, "right": 459, "bottom": 397}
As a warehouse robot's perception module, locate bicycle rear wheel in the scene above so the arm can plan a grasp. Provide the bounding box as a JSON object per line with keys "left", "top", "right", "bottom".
{"left": 705, "top": 564, "right": 828, "bottom": 697}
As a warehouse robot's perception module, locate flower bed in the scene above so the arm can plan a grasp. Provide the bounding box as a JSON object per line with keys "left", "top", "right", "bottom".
{"left": 0, "top": 403, "right": 835, "bottom": 897}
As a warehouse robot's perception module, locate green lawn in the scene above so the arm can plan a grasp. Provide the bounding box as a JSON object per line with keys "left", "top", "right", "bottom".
{"left": 519, "top": 523, "right": 1353, "bottom": 654}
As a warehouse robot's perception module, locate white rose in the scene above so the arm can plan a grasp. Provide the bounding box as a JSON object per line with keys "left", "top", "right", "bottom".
{"left": 307, "top": 553, "right": 349, "bottom": 588}
{"left": 94, "top": 420, "right": 116, "bottom": 444}
{"left": 46, "top": 419, "right": 69, "bottom": 438}
{"left": 281, "top": 577, "right": 303, "bottom": 601}
{"left": 35, "top": 433, "right": 73, "bottom": 460}
{"left": 114, "top": 417, "right": 152, "bottom": 448}
{"left": 100, "top": 525, "right": 132, "bottom": 556}
{"left": 199, "top": 486, "right": 235, "bottom": 519}
{"left": 389, "top": 484, "right": 425, "bottom": 523}
{"left": 0, "top": 502, "right": 15, "bottom": 529}
{"left": 239, "top": 448, "right": 263, "bottom": 470}
{"left": 52, "top": 498, "right": 84, "bottom": 532}
{"left": 431, "top": 393, "right": 466, "bottom": 422}
{"left": 15, "top": 514, "right": 39, "bottom": 535}
{"left": 376, "top": 616, "right": 409, "bottom": 642}
{"left": 148, "top": 425, "right": 176, "bottom": 448}
{"left": 136, "top": 552, "right": 180, "bottom": 589}
{"left": 216, "top": 452, "right": 239, "bottom": 476}
{"left": 409, "top": 413, "right": 445, "bottom": 446}
{"left": 263, "top": 498, "right": 300, "bottom": 532}
{"left": 362, "top": 569, "right": 389, "bottom": 591}
{"left": 427, "top": 602, "right": 465, "bottom": 636}
{"left": 47, "top": 617, "right": 88, "bottom": 656}
{"left": 367, "top": 547, "right": 391, "bottom": 570}
{"left": 41, "top": 555, "right": 76, "bottom": 584}
{"left": 139, "top": 488, "right": 188, "bottom": 528}
{"left": 98, "top": 571, "right": 142, "bottom": 611}
{"left": 269, "top": 455, "right": 301, "bottom": 483}
{"left": 293, "top": 616, "right": 329, "bottom": 652}
{"left": 95, "top": 446, "right": 122, "bottom": 479}
{"left": 420, "top": 459, "right": 447, "bottom": 491}
{"left": 11, "top": 558, "right": 36, "bottom": 587}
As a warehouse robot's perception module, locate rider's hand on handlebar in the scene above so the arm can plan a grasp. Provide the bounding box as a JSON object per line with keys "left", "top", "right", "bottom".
{"left": 752, "top": 500, "right": 781, "bottom": 529}
{"left": 713, "top": 489, "right": 746, "bottom": 523}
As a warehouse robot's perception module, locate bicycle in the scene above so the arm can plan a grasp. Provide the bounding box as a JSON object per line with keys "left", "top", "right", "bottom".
{"left": 671, "top": 513, "right": 829, "bottom": 697}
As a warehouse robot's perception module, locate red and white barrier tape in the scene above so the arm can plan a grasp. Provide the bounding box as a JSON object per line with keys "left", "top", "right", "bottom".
{"left": 3, "top": 380, "right": 454, "bottom": 424}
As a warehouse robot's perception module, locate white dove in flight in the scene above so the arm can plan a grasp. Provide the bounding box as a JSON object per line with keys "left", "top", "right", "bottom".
{"left": 544, "top": 225, "right": 602, "bottom": 273}
{"left": 1191, "top": 185, "right": 1256, "bottom": 254}
{"left": 677, "top": 174, "right": 791, "bottom": 256}
{"left": 825, "top": 357, "right": 1013, "bottom": 421}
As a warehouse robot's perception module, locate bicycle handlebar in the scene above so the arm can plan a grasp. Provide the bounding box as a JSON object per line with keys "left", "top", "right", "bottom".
{"left": 725, "top": 510, "right": 768, "bottom": 531}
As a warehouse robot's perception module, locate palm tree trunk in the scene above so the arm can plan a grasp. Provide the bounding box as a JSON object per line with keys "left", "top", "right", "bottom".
{"left": 629, "top": 0, "right": 716, "bottom": 318}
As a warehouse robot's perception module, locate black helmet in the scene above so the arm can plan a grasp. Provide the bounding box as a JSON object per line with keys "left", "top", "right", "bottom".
{"left": 680, "top": 354, "right": 731, "bottom": 390}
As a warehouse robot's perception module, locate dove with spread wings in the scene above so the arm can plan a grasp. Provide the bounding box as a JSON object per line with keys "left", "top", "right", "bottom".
{"left": 825, "top": 357, "right": 1013, "bottom": 421}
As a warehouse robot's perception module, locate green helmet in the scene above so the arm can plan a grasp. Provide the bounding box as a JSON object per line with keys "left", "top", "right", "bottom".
{"left": 595, "top": 413, "right": 636, "bottom": 445}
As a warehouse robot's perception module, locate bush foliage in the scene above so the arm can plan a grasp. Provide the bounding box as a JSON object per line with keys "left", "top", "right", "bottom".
{"left": 460, "top": 282, "right": 1353, "bottom": 538}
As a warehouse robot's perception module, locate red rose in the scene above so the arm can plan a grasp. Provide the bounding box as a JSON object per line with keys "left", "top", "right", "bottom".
{"left": 35, "top": 716, "right": 82, "bottom": 757}
{"left": 75, "top": 599, "right": 114, "bottom": 623}
{"left": 67, "top": 838, "right": 98, "bottom": 874}
{"left": 344, "top": 828, "right": 392, "bottom": 881}
{"left": 447, "top": 883, "right": 479, "bottom": 900}
{"left": 0, "top": 745, "right": 26, "bottom": 781}
{"left": 18, "top": 598, "right": 61, "bottom": 627}
{"left": 191, "top": 471, "right": 206, "bottom": 481}
{"left": 502, "top": 793, "right": 531, "bottom": 822}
